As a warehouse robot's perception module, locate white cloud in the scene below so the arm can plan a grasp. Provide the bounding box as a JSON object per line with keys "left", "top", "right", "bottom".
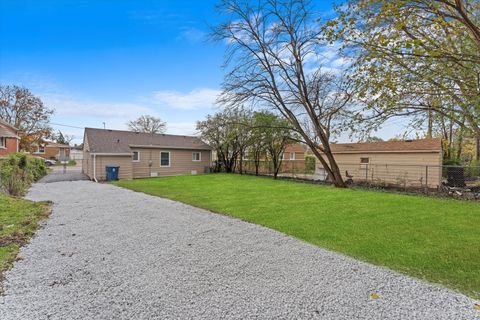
{"left": 41, "top": 93, "right": 156, "bottom": 118}
{"left": 152, "top": 88, "right": 220, "bottom": 110}
{"left": 179, "top": 27, "right": 207, "bottom": 43}
{"left": 330, "top": 57, "right": 351, "bottom": 68}
{"left": 167, "top": 122, "right": 198, "bottom": 136}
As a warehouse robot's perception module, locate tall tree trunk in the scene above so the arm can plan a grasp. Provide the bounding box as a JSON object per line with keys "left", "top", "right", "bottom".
{"left": 448, "top": 117, "right": 454, "bottom": 160}
{"left": 427, "top": 107, "right": 433, "bottom": 138}
{"left": 456, "top": 116, "right": 466, "bottom": 161}
{"left": 476, "top": 135, "right": 480, "bottom": 161}
{"left": 305, "top": 140, "right": 346, "bottom": 188}
{"left": 456, "top": 127, "right": 464, "bottom": 161}
{"left": 239, "top": 151, "right": 244, "bottom": 175}
{"left": 254, "top": 158, "right": 260, "bottom": 176}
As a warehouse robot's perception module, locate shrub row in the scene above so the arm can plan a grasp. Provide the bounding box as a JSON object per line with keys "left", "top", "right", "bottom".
{"left": 0, "top": 153, "right": 48, "bottom": 196}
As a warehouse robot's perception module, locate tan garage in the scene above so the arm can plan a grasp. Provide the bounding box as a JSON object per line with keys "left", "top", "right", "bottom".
{"left": 314, "top": 139, "right": 443, "bottom": 189}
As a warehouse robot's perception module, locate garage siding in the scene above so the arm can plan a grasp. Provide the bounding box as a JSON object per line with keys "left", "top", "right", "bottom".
{"left": 316, "top": 151, "right": 442, "bottom": 188}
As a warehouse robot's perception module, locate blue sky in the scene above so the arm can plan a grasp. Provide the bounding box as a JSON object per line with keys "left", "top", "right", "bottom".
{"left": 0, "top": 0, "right": 406, "bottom": 144}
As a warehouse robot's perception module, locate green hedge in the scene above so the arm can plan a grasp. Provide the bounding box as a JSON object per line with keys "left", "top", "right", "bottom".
{"left": 305, "top": 156, "right": 316, "bottom": 173}
{"left": 0, "top": 153, "right": 48, "bottom": 196}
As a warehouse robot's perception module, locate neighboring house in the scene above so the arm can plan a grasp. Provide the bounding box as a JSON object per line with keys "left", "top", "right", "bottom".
{"left": 282, "top": 144, "right": 306, "bottom": 161}
{"left": 0, "top": 119, "right": 20, "bottom": 156}
{"left": 313, "top": 138, "right": 442, "bottom": 188}
{"left": 82, "top": 128, "right": 212, "bottom": 181}
{"left": 279, "top": 143, "right": 307, "bottom": 172}
{"left": 242, "top": 143, "right": 307, "bottom": 174}
{"left": 32, "top": 143, "right": 71, "bottom": 160}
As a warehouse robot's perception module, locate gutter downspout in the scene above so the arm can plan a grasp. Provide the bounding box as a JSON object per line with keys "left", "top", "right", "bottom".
{"left": 93, "top": 153, "right": 98, "bottom": 182}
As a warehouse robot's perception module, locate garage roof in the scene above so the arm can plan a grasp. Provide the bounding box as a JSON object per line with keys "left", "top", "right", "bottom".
{"left": 330, "top": 138, "right": 442, "bottom": 153}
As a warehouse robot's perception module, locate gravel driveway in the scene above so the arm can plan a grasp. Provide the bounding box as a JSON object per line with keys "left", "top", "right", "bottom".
{"left": 38, "top": 166, "right": 88, "bottom": 183}
{"left": 0, "top": 181, "right": 477, "bottom": 320}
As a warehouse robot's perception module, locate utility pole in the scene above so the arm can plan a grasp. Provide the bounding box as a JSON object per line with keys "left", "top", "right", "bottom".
{"left": 103, "top": 122, "right": 106, "bottom": 129}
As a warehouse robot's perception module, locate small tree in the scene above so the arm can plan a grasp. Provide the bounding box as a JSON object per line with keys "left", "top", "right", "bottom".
{"left": 255, "top": 112, "right": 294, "bottom": 179}
{"left": 196, "top": 109, "right": 244, "bottom": 173}
{"left": 231, "top": 108, "right": 253, "bottom": 174}
{"left": 249, "top": 112, "right": 268, "bottom": 176}
{"left": 127, "top": 115, "right": 166, "bottom": 134}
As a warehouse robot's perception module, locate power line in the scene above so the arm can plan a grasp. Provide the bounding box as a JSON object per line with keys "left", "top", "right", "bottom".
{"left": 50, "top": 122, "right": 85, "bottom": 129}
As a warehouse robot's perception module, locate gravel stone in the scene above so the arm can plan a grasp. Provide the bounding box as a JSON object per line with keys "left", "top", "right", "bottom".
{"left": 38, "top": 167, "right": 88, "bottom": 183}
{"left": 0, "top": 180, "right": 478, "bottom": 319}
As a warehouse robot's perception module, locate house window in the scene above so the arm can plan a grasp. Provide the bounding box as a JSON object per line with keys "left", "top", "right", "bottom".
{"left": 37, "top": 146, "right": 45, "bottom": 153}
{"left": 0, "top": 138, "right": 5, "bottom": 148}
{"left": 289, "top": 152, "right": 295, "bottom": 160}
{"left": 132, "top": 151, "right": 140, "bottom": 162}
{"left": 192, "top": 152, "right": 201, "bottom": 161}
{"left": 160, "top": 151, "right": 170, "bottom": 167}
{"left": 360, "top": 157, "right": 369, "bottom": 164}
{"left": 280, "top": 152, "right": 284, "bottom": 160}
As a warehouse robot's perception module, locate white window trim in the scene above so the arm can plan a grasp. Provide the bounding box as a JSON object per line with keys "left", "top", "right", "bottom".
{"left": 289, "top": 152, "right": 295, "bottom": 160}
{"left": 192, "top": 152, "right": 201, "bottom": 162}
{"left": 132, "top": 151, "right": 140, "bottom": 162}
{"left": 160, "top": 151, "right": 171, "bottom": 167}
{"left": 35, "top": 146, "right": 46, "bottom": 154}
{"left": 0, "top": 137, "right": 5, "bottom": 149}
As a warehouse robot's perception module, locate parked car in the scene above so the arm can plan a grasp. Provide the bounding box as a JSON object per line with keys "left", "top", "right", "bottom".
{"left": 44, "top": 159, "right": 56, "bottom": 166}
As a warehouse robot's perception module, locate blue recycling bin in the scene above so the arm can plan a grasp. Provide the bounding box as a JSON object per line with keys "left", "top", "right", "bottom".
{"left": 105, "top": 165, "right": 120, "bottom": 181}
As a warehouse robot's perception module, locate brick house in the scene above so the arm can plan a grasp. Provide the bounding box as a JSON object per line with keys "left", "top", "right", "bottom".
{"left": 282, "top": 144, "right": 306, "bottom": 161}
{"left": 32, "top": 142, "right": 71, "bottom": 160}
{"left": 279, "top": 143, "right": 307, "bottom": 172}
{"left": 0, "top": 119, "right": 20, "bottom": 156}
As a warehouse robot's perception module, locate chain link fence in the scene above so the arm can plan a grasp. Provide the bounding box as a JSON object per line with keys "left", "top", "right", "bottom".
{"left": 238, "top": 160, "right": 480, "bottom": 200}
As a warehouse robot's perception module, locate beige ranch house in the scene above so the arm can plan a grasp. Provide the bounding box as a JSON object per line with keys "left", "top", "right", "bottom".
{"left": 82, "top": 128, "right": 212, "bottom": 181}
{"left": 314, "top": 138, "right": 443, "bottom": 189}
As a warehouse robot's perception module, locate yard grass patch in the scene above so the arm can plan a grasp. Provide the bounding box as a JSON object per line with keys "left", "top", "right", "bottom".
{"left": 114, "top": 174, "right": 480, "bottom": 299}
{"left": 0, "top": 194, "right": 50, "bottom": 291}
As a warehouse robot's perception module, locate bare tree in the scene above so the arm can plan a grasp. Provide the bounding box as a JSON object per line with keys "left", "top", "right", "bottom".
{"left": 0, "top": 85, "right": 54, "bottom": 151}
{"left": 127, "top": 115, "right": 166, "bottom": 134}
{"left": 214, "top": 0, "right": 355, "bottom": 187}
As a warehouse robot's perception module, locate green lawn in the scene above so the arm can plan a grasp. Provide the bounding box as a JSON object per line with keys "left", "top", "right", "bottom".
{"left": 114, "top": 174, "right": 480, "bottom": 299}
{"left": 0, "top": 194, "right": 50, "bottom": 291}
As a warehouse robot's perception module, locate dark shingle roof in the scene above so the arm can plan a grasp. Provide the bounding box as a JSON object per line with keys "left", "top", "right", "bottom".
{"left": 85, "top": 128, "right": 211, "bottom": 153}
{"left": 330, "top": 138, "right": 442, "bottom": 153}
